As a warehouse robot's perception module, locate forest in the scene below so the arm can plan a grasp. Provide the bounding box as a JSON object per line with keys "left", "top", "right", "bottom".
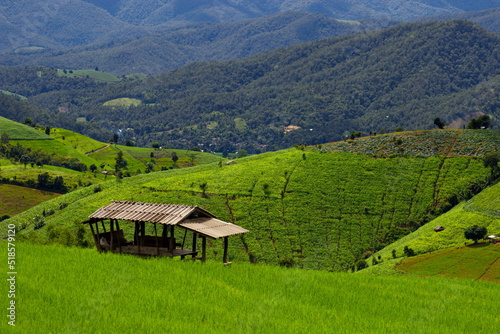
{"left": 0, "top": 20, "right": 499, "bottom": 154}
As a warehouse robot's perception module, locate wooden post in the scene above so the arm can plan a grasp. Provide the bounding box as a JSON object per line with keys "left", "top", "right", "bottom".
{"left": 110, "top": 219, "right": 114, "bottom": 251}
{"left": 191, "top": 233, "right": 197, "bottom": 259}
{"left": 135, "top": 221, "right": 141, "bottom": 255}
{"left": 95, "top": 221, "right": 102, "bottom": 252}
{"left": 223, "top": 236, "right": 229, "bottom": 264}
{"left": 162, "top": 225, "right": 168, "bottom": 247}
{"left": 154, "top": 223, "right": 160, "bottom": 256}
{"left": 101, "top": 220, "right": 107, "bottom": 233}
{"left": 169, "top": 225, "right": 175, "bottom": 253}
{"left": 115, "top": 219, "right": 122, "bottom": 253}
{"left": 201, "top": 236, "right": 207, "bottom": 262}
{"left": 89, "top": 221, "right": 98, "bottom": 250}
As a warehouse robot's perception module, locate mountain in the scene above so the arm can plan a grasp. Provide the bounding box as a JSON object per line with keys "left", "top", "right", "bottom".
{"left": 0, "top": 12, "right": 396, "bottom": 75}
{"left": 2, "top": 20, "right": 497, "bottom": 152}
{"left": 419, "top": 7, "right": 500, "bottom": 33}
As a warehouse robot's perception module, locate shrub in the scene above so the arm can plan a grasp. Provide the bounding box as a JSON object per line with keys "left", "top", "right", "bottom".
{"left": 464, "top": 225, "right": 487, "bottom": 244}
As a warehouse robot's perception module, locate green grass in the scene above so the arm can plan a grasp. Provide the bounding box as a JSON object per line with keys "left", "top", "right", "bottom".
{"left": 103, "top": 98, "right": 142, "bottom": 107}
{"left": 0, "top": 184, "right": 60, "bottom": 216}
{"left": 57, "top": 69, "right": 120, "bottom": 83}
{"left": 0, "top": 117, "right": 52, "bottom": 140}
{"left": 0, "top": 242, "right": 499, "bottom": 333}
{"left": 3, "top": 147, "right": 491, "bottom": 271}
{"left": 372, "top": 181, "right": 500, "bottom": 262}
{"left": 0, "top": 90, "right": 27, "bottom": 101}
{"left": 396, "top": 243, "right": 500, "bottom": 282}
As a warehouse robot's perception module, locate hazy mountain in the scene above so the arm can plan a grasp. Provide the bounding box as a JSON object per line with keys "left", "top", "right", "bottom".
{"left": 0, "top": 12, "right": 396, "bottom": 75}
{"left": 2, "top": 20, "right": 498, "bottom": 152}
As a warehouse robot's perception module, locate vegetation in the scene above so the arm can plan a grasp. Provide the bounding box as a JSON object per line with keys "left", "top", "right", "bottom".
{"left": 371, "top": 179, "right": 500, "bottom": 262}
{"left": 397, "top": 243, "right": 500, "bottom": 283}
{"left": 2, "top": 129, "right": 496, "bottom": 270}
{"left": 0, "top": 242, "right": 499, "bottom": 333}
{"left": 464, "top": 225, "right": 488, "bottom": 244}
{"left": 1, "top": 20, "right": 498, "bottom": 152}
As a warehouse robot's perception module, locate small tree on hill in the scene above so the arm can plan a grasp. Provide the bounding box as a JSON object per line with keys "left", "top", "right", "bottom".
{"left": 464, "top": 225, "right": 487, "bottom": 244}
{"left": 483, "top": 152, "right": 500, "bottom": 181}
{"left": 434, "top": 118, "right": 445, "bottom": 129}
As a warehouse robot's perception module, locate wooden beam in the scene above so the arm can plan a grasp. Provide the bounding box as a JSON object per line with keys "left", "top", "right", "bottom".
{"left": 115, "top": 219, "right": 122, "bottom": 253}
{"left": 95, "top": 221, "right": 102, "bottom": 252}
{"left": 89, "top": 221, "right": 98, "bottom": 250}
{"left": 101, "top": 220, "right": 107, "bottom": 233}
{"left": 223, "top": 236, "right": 229, "bottom": 264}
{"left": 154, "top": 223, "right": 160, "bottom": 256}
{"left": 110, "top": 219, "right": 114, "bottom": 251}
{"left": 201, "top": 236, "right": 207, "bottom": 262}
{"left": 169, "top": 225, "right": 175, "bottom": 252}
{"left": 192, "top": 233, "right": 197, "bottom": 259}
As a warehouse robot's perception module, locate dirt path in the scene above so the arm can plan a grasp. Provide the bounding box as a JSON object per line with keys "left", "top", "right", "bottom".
{"left": 86, "top": 144, "right": 110, "bottom": 155}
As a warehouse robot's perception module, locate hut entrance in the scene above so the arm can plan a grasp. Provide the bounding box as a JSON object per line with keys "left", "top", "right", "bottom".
{"left": 82, "top": 201, "right": 249, "bottom": 263}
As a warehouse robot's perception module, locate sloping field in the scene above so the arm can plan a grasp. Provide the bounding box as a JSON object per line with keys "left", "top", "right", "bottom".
{"left": 0, "top": 184, "right": 60, "bottom": 216}
{"left": 397, "top": 243, "right": 500, "bottom": 282}
{"left": 322, "top": 129, "right": 500, "bottom": 157}
{"left": 0, "top": 242, "right": 498, "bottom": 333}
{"left": 3, "top": 146, "right": 491, "bottom": 270}
{"left": 373, "top": 181, "right": 500, "bottom": 261}
{"left": 0, "top": 117, "right": 52, "bottom": 140}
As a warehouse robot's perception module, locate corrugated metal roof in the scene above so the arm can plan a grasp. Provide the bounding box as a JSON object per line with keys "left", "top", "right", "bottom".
{"left": 89, "top": 201, "right": 216, "bottom": 225}
{"left": 180, "top": 217, "right": 249, "bottom": 239}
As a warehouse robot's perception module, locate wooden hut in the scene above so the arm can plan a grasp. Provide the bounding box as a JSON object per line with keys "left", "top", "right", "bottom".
{"left": 82, "top": 201, "right": 249, "bottom": 263}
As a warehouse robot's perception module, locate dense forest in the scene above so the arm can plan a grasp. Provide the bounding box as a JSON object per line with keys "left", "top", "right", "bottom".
{"left": 1, "top": 20, "right": 499, "bottom": 153}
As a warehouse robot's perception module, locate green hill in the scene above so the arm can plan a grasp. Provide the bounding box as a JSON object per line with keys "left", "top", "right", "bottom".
{"left": 372, "top": 179, "right": 500, "bottom": 262}
{"left": 396, "top": 243, "right": 500, "bottom": 283}
{"left": 0, "top": 242, "right": 498, "bottom": 333}
{"left": 3, "top": 130, "right": 497, "bottom": 270}
{"left": 0, "top": 116, "right": 52, "bottom": 140}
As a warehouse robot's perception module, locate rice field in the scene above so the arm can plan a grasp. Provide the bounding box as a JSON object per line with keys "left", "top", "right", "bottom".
{"left": 0, "top": 242, "right": 499, "bottom": 333}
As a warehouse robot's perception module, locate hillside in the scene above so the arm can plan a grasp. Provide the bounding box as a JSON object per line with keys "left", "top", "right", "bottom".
{"left": 396, "top": 243, "right": 500, "bottom": 283}
{"left": 0, "top": 12, "right": 395, "bottom": 75}
{"left": 0, "top": 116, "right": 221, "bottom": 217}
{"left": 2, "top": 130, "right": 499, "bottom": 270}
{"left": 372, "top": 178, "right": 500, "bottom": 261}
{"left": 3, "top": 20, "right": 497, "bottom": 152}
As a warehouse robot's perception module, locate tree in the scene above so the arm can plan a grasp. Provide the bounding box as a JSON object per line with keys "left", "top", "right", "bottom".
{"left": 111, "top": 133, "right": 119, "bottom": 145}
{"left": 114, "top": 150, "right": 127, "bottom": 171}
{"left": 464, "top": 225, "right": 487, "bottom": 244}
{"left": 152, "top": 142, "right": 160, "bottom": 149}
{"left": 237, "top": 149, "right": 248, "bottom": 158}
{"left": 483, "top": 152, "right": 500, "bottom": 181}
{"left": 434, "top": 117, "right": 445, "bottom": 129}
{"left": 45, "top": 126, "right": 51, "bottom": 135}
{"left": 37, "top": 172, "right": 50, "bottom": 188}
{"left": 171, "top": 152, "right": 178, "bottom": 164}
{"left": 467, "top": 115, "right": 491, "bottom": 129}
{"left": 20, "top": 154, "right": 31, "bottom": 169}
{"left": 89, "top": 164, "right": 98, "bottom": 173}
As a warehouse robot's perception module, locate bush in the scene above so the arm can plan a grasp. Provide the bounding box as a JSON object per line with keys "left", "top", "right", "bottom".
{"left": 464, "top": 225, "right": 487, "bottom": 244}
{"left": 403, "top": 246, "right": 415, "bottom": 257}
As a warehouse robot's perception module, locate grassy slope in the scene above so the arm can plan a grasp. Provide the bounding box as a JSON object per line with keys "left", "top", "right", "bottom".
{"left": 396, "top": 243, "right": 500, "bottom": 283}
{"left": 56, "top": 69, "right": 120, "bottom": 82}
{"left": 0, "top": 242, "right": 498, "bottom": 334}
{"left": 0, "top": 117, "right": 52, "bottom": 140}
{"left": 2, "top": 142, "right": 491, "bottom": 270}
{"left": 373, "top": 181, "right": 500, "bottom": 262}
{"left": 0, "top": 184, "right": 60, "bottom": 216}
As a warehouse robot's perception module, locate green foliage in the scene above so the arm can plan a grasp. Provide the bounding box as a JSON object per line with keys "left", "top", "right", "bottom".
{"left": 464, "top": 225, "right": 488, "bottom": 244}
{"left": 1, "top": 20, "right": 498, "bottom": 152}
{"left": 2, "top": 143, "right": 491, "bottom": 271}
